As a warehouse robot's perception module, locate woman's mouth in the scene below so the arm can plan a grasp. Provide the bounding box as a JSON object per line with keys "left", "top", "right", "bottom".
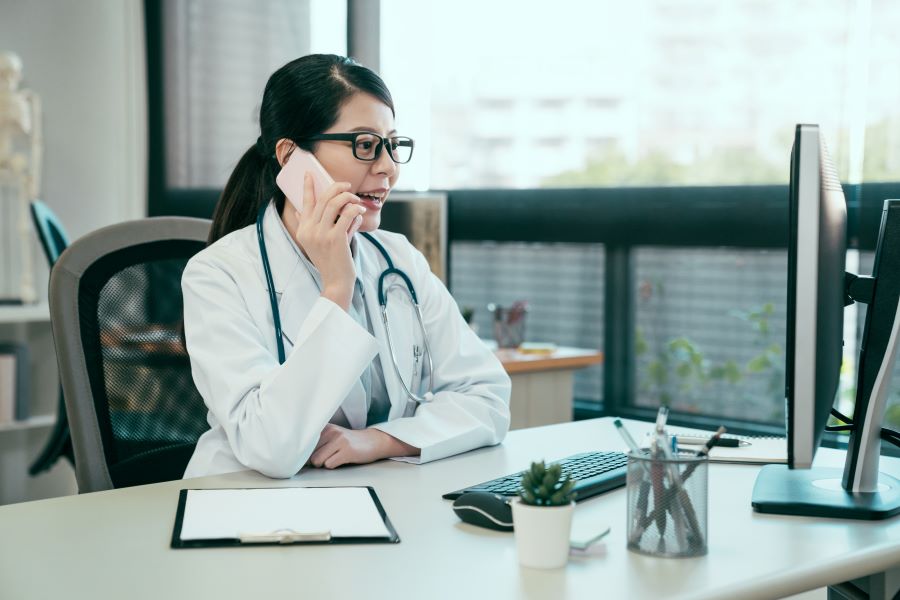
{"left": 358, "top": 191, "right": 386, "bottom": 211}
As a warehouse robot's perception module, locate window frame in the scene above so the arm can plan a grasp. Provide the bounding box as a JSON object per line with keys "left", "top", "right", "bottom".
{"left": 143, "top": 2, "right": 900, "bottom": 448}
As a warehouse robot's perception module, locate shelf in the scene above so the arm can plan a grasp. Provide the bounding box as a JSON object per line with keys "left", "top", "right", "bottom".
{"left": 0, "top": 414, "right": 55, "bottom": 432}
{"left": 0, "top": 303, "right": 50, "bottom": 324}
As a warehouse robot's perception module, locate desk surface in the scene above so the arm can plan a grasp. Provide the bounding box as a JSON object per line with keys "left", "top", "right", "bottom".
{"left": 1, "top": 417, "right": 899, "bottom": 600}
{"left": 495, "top": 346, "right": 603, "bottom": 374}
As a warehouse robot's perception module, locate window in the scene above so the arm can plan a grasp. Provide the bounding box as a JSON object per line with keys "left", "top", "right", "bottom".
{"left": 634, "top": 247, "right": 787, "bottom": 424}
{"left": 381, "top": 0, "right": 900, "bottom": 189}
{"left": 450, "top": 242, "right": 605, "bottom": 405}
{"left": 156, "top": 0, "right": 346, "bottom": 189}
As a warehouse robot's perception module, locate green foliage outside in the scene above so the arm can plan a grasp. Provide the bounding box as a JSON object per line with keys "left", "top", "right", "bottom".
{"left": 540, "top": 118, "right": 900, "bottom": 188}
{"left": 886, "top": 400, "right": 900, "bottom": 430}
{"left": 636, "top": 288, "right": 784, "bottom": 420}
{"left": 542, "top": 147, "right": 785, "bottom": 187}
{"left": 545, "top": 116, "right": 900, "bottom": 430}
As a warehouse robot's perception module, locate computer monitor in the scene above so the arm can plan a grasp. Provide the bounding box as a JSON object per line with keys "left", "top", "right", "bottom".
{"left": 751, "top": 124, "right": 900, "bottom": 519}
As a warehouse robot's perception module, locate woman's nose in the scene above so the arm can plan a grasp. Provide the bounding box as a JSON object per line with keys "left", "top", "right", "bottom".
{"left": 373, "top": 143, "right": 398, "bottom": 177}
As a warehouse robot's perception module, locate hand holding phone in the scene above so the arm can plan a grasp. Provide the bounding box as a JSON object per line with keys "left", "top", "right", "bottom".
{"left": 276, "top": 149, "right": 335, "bottom": 213}
{"left": 275, "top": 149, "right": 365, "bottom": 312}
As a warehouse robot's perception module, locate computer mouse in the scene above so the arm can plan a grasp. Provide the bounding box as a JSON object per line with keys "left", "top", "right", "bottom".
{"left": 451, "top": 492, "right": 514, "bottom": 532}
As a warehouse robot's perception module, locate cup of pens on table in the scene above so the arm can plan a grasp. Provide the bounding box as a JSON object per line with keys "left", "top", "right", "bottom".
{"left": 616, "top": 412, "right": 712, "bottom": 559}
{"left": 487, "top": 301, "right": 528, "bottom": 349}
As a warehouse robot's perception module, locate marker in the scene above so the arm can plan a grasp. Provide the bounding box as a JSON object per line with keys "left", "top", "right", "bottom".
{"left": 695, "top": 426, "right": 728, "bottom": 458}
{"left": 674, "top": 435, "right": 748, "bottom": 448}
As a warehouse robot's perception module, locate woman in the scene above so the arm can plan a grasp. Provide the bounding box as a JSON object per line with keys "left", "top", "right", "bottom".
{"left": 181, "top": 54, "right": 511, "bottom": 479}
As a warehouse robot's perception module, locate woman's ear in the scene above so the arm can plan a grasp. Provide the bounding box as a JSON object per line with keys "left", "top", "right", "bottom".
{"left": 274, "top": 138, "right": 296, "bottom": 167}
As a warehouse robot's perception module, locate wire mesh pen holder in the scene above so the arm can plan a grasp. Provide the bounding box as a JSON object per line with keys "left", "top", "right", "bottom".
{"left": 487, "top": 302, "right": 528, "bottom": 349}
{"left": 626, "top": 449, "right": 708, "bottom": 558}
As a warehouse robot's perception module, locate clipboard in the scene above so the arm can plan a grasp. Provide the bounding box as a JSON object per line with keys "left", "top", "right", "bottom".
{"left": 171, "top": 486, "right": 400, "bottom": 549}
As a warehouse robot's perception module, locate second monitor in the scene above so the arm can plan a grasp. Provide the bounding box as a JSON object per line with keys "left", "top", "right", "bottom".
{"left": 751, "top": 124, "right": 900, "bottom": 520}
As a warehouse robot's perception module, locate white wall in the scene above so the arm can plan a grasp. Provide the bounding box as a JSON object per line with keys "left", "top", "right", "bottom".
{"left": 0, "top": 0, "right": 146, "bottom": 254}
{"left": 0, "top": 0, "right": 146, "bottom": 503}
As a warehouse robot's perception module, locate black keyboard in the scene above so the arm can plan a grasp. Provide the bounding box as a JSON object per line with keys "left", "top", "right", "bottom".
{"left": 442, "top": 451, "right": 628, "bottom": 502}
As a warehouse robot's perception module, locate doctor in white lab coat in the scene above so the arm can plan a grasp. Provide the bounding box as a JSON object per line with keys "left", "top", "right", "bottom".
{"left": 181, "top": 54, "right": 510, "bottom": 479}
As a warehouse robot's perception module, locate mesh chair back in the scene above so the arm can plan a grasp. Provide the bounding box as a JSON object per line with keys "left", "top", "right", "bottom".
{"left": 50, "top": 217, "right": 211, "bottom": 492}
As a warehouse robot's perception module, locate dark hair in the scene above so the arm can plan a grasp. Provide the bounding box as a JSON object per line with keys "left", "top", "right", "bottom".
{"left": 208, "top": 54, "right": 395, "bottom": 244}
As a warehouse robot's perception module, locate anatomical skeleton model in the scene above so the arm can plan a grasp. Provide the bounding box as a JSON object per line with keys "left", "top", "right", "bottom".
{"left": 0, "top": 51, "right": 41, "bottom": 304}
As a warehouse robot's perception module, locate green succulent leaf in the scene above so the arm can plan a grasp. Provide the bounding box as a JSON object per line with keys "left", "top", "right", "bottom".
{"left": 518, "top": 460, "right": 578, "bottom": 505}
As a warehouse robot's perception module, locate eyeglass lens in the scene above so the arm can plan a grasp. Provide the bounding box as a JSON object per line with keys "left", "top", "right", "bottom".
{"left": 354, "top": 133, "right": 413, "bottom": 163}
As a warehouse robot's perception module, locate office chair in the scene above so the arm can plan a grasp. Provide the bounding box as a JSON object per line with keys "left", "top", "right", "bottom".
{"left": 49, "top": 217, "right": 211, "bottom": 492}
{"left": 28, "top": 200, "right": 75, "bottom": 475}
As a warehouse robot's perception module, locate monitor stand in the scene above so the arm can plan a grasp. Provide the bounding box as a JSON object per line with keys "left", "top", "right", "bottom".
{"left": 752, "top": 465, "right": 900, "bottom": 519}
{"left": 753, "top": 200, "right": 900, "bottom": 520}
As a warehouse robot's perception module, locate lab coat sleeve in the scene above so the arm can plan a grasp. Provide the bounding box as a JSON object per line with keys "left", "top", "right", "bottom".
{"left": 370, "top": 246, "right": 511, "bottom": 463}
{"left": 182, "top": 256, "right": 379, "bottom": 478}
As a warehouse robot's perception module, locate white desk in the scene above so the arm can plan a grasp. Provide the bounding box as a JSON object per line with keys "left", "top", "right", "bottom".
{"left": 1, "top": 417, "right": 899, "bottom": 600}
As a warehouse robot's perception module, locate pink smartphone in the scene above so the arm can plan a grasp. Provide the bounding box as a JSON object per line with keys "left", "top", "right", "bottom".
{"left": 275, "top": 149, "right": 335, "bottom": 213}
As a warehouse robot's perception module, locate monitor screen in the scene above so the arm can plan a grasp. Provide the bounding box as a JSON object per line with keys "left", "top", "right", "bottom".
{"left": 784, "top": 124, "right": 847, "bottom": 469}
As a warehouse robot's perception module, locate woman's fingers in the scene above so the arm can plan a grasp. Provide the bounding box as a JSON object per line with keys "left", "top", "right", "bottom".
{"left": 309, "top": 438, "right": 341, "bottom": 467}
{"left": 311, "top": 182, "right": 353, "bottom": 223}
{"left": 347, "top": 214, "right": 363, "bottom": 242}
{"left": 319, "top": 191, "right": 362, "bottom": 227}
{"left": 323, "top": 449, "right": 347, "bottom": 469}
{"left": 314, "top": 425, "right": 338, "bottom": 450}
{"left": 301, "top": 172, "right": 315, "bottom": 215}
{"left": 334, "top": 203, "right": 366, "bottom": 235}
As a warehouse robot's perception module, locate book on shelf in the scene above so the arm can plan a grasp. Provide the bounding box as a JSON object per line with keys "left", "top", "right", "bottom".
{"left": 0, "top": 343, "right": 29, "bottom": 424}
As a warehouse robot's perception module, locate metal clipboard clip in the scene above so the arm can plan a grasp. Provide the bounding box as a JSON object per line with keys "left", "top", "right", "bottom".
{"left": 238, "top": 528, "right": 332, "bottom": 544}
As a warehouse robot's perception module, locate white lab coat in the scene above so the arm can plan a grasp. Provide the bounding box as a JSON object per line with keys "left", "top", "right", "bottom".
{"left": 181, "top": 202, "right": 511, "bottom": 479}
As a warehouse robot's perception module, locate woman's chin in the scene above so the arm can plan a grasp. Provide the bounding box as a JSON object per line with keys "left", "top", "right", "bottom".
{"left": 359, "top": 214, "right": 381, "bottom": 233}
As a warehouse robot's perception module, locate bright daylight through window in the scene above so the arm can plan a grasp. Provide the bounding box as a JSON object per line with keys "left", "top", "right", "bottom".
{"left": 381, "top": 0, "right": 900, "bottom": 429}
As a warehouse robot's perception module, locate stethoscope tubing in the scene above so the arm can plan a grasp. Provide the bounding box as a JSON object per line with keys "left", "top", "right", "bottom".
{"left": 256, "top": 202, "right": 434, "bottom": 403}
{"left": 257, "top": 204, "right": 287, "bottom": 364}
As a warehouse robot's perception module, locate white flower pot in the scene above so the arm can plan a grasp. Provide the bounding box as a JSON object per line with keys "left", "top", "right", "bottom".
{"left": 511, "top": 499, "right": 575, "bottom": 569}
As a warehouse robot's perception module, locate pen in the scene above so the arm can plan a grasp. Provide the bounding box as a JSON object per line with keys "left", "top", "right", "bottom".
{"left": 628, "top": 479, "right": 652, "bottom": 545}
{"left": 680, "top": 426, "right": 727, "bottom": 485}
{"left": 695, "top": 426, "right": 727, "bottom": 458}
{"left": 650, "top": 438, "right": 667, "bottom": 547}
{"left": 673, "top": 435, "right": 747, "bottom": 448}
{"left": 613, "top": 418, "right": 643, "bottom": 454}
{"left": 616, "top": 418, "right": 657, "bottom": 546}
{"left": 654, "top": 411, "right": 691, "bottom": 549}
{"left": 655, "top": 406, "right": 669, "bottom": 433}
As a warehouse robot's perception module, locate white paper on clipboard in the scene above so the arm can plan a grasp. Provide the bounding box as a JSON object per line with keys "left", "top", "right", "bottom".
{"left": 178, "top": 487, "right": 391, "bottom": 541}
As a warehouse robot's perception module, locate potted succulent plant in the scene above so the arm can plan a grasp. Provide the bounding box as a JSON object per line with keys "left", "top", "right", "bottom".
{"left": 512, "top": 460, "right": 577, "bottom": 568}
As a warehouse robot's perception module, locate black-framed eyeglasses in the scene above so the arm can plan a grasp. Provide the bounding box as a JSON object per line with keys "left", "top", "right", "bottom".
{"left": 305, "top": 132, "right": 414, "bottom": 164}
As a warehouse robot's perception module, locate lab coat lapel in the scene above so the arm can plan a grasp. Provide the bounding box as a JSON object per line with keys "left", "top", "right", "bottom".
{"left": 360, "top": 239, "right": 416, "bottom": 419}
{"left": 265, "top": 206, "right": 368, "bottom": 429}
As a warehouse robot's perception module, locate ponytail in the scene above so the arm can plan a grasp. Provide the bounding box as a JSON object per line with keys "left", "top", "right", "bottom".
{"left": 208, "top": 145, "right": 282, "bottom": 245}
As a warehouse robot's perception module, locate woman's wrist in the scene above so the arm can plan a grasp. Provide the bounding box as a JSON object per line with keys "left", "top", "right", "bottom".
{"left": 373, "top": 428, "right": 420, "bottom": 459}
{"left": 321, "top": 285, "right": 353, "bottom": 311}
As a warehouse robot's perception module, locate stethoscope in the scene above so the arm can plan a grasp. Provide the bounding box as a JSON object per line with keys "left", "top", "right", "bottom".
{"left": 256, "top": 203, "right": 435, "bottom": 404}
